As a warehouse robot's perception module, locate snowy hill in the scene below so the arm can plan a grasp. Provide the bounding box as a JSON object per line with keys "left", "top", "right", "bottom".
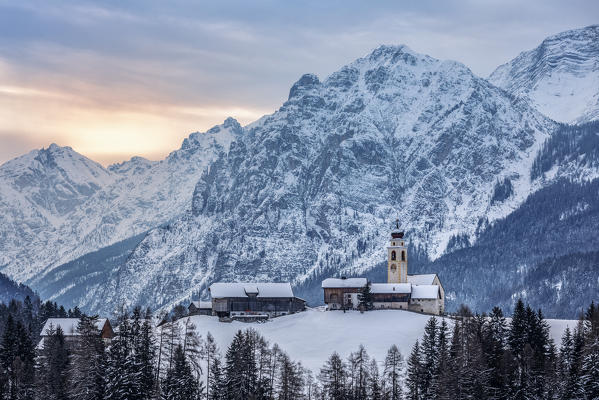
{"left": 87, "top": 44, "right": 555, "bottom": 315}
{"left": 489, "top": 25, "right": 599, "bottom": 124}
{"left": 0, "top": 118, "right": 242, "bottom": 283}
{"left": 180, "top": 309, "right": 576, "bottom": 374}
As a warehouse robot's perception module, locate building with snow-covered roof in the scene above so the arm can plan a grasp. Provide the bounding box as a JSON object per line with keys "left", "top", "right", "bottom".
{"left": 38, "top": 317, "right": 114, "bottom": 349}
{"left": 322, "top": 222, "right": 445, "bottom": 314}
{"left": 188, "top": 300, "right": 213, "bottom": 316}
{"left": 207, "top": 282, "right": 305, "bottom": 319}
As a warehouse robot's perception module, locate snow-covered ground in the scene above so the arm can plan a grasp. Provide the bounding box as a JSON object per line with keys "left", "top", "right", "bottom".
{"left": 183, "top": 309, "right": 577, "bottom": 374}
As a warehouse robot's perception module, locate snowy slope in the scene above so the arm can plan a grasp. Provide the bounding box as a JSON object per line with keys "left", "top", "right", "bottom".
{"left": 1, "top": 118, "right": 243, "bottom": 282}
{"left": 489, "top": 25, "right": 599, "bottom": 124}
{"left": 88, "top": 45, "right": 555, "bottom": 315}
{"left": 179, "top": 309, "right": 576, "bottom": 374}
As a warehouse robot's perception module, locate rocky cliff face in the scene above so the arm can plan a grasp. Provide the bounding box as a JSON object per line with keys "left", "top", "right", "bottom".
{"left": 84, "top": 45, "right": 555, "bottom": 314}
{"left": 489, "top": 25, "right": 599, "bottom": 124}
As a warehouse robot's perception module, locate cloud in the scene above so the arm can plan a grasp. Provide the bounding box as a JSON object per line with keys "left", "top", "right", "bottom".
{"left": 0, "top": 0, "right": 597, "bottom": 164}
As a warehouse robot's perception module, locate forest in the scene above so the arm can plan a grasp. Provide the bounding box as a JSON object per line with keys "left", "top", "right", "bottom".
{"left": 0, "top": 297, "right": 597, "bottom": 399}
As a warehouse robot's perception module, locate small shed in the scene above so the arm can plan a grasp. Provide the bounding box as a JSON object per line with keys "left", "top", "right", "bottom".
{"left": 189, "top": 300, "right": 213, "bottom": 316}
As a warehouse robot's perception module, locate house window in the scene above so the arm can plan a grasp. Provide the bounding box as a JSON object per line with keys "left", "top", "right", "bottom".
{"left": 391, "top": 251, "right": 396, "bottom": 260}
{"left": 401, "top": 251, "right": 405, "bottom": 261}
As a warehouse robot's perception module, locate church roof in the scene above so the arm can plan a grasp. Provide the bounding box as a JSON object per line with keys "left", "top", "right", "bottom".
{"left": 321, "top": 278, "right": 368, "bottom": 288}
{"left": 209, "top": 282, "right": 294, "bottom": 298}
{"left": 371, "top": 283, "right": 412, "bottom": 294}
{"left": 411, "top": 285, "right": 440, "bottom": 299}
{"left": 407, "top": 274, "right": 437, "bottom": 285}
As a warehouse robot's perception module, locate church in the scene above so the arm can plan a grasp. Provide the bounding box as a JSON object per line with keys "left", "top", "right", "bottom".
{"left": 322, "top": 223, "right": 445, "bottom": 315}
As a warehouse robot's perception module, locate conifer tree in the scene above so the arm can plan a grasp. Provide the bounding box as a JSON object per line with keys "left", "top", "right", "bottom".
{"left": 484, "top": 307, "right": 507, "bottom": 400}
{"left": 358, "top": 283, "right": 374, "bottom": 311}
{"left": 67, "top": 315, "right": 105, "bottom": 400}
{"left": 208, "top": 356, "right": 224, "bottom": 400}
{"left": 135, "top": 308, "right": 156, "bottom": 400}
{"left": 383, "top": 345, "right": 402, "bottom": 400}
{"left": 580, "top": 337, "right": 599, "bottom": 400}
{"left": 277, "top": 353, "right": 304, "bottom": 400}
{"left": 434, "top": 319, "right": 452, "bottom": 400}
{"left": 225, "top": 330, "right": 248, "bottom": 400}
{"left": 35, "top": 325, "right": 69, "bottom": 400}
{"left": 319, "top": 352, "right": 347, "bottom": 400}
{"left": 509, "top": 299, "right": 527, "bottom": 358}
{"left": 161, "top": 344, "right": 199, "bottom": 400}
{"left": 348, "top": 345, "right": 370, "bottom": 400}
{"left": 367, "top": 358, "right": 382, "bottom": 400}
{"left": 104, "top": 317, "right": 138, "bottom": 400}
{"left": 406, "top": 340, "right": 422, "bottom": 400}
{"left": 204, "top": 332, "right": 219, "bottom": 399}
{"left": 420, "top": 317, "right": 438, "bottom": 398}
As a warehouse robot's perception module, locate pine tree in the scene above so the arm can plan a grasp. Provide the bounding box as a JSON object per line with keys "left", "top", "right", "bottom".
{"left": 276, "top": 353, "right": 304, "bottom": 400}
{"left": 367, "top": 358, "right": 382, "bottom": 400}
{"left": 67, "top": 315, "right": 105, "bottom": 400}
{"left": 358, "top": 283, "right": 374, "bottom": 311}
{"left": 348, "top": 345, "right": 370, "bottom": 400}
{"left": 104, "top": 317, "right": 138, "bottom": 400}
{"left": 319, "top": 352, "right": 347, "bottom": 400}
{"left": 484, "top": 307, "right": 507, "bottom": 400}
{"left": 208, "top": 356, "right": 224, "bottom": 400}
{"left": 420, "top": 317, "right": 438, "bottom": 398}
{"left": 161, "top": 345, "right": 199, "bottom": 400}
{"left": 434, "top": 319, "right": 452, "bottom": 400}
{"left": 224, "top": 330, "right": 247, "bottom": 400}
{"left": 383, "top": 345, "right": 402, "bottom": 400}
{"left": 135, "top": 309, "right": 156, "bottom": 400}
{"left": 406, "top": 340, "right": 422, "bottom": 400}
{"left": 580, "top": 337, "right": 599, "bottom": 400}
{"left": 1, "top": 315, "right": 35, "bottom": 400}
{"left": 35, "top": 325, "right": 69, "bottom": 400}
{"left": 509, "top": 299, "right": 527, "bottom": 358}
{"left": 204, "top": 332, "right": 219, "bottom": 400}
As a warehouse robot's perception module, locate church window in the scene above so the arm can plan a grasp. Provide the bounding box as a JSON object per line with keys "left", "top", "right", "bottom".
{"left": 390, "top": 264, "right": 397, "bottom": 271}
{"left": 391, "top": 251, "right": 396, "bottom": 260}
{"left": 392, "top": 242, "right": 395, "bottom": 246}
{"left": 401, "top": 251, "right": 405, "bottom": 261}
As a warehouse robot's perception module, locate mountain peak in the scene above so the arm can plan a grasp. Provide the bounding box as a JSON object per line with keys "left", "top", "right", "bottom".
{"left": 368, "top": 44, "right": 414, "bottom": 59}
{"left": 288, "top": 73, "right": 321, "bottom": 100}
{"left": 489, "top": 24, "right": 599, "bottom": 123}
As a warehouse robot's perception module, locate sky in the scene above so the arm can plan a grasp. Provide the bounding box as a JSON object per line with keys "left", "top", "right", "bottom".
{"left": 1, "top": 0, "right": 597, "bottom": 166}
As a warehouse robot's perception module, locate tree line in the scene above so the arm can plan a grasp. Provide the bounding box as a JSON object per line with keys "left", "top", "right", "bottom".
{"left": 0, "top": 296, "right": 598, "bottom": 399}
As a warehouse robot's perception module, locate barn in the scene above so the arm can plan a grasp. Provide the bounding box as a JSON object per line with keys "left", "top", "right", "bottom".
{"left": 208, "top": 282, "right": 306, "bottom": 319}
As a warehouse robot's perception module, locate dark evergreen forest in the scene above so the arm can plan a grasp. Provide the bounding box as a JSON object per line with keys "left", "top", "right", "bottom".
{"left": 0, "top": 296, "right": 598, "bottom": 399}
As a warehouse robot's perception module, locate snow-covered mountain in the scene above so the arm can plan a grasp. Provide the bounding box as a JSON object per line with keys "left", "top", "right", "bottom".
{"left": 6, "top": 27, "right": 599, "bottom": 316}
{"left": 489, "top": 25, "right": 599, "bottom": 124}
{"left": 0, "top": 118, "right": 243, "bottom": 282}
{"left": 70, "top": 44, "right": 556, "bottom": 315}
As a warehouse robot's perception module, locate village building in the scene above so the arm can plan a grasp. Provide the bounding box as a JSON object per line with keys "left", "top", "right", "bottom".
{"left": 188, "top": 300, "right": 213, "bottom": 316}
{"left": 206, "top": 282, "right": 306, "bottom": 320}
{"left": 38, "top": 317, "right": 114, "bottom": 348}
{"left": 322, "top": 223, "right": 445, "bottom": 315}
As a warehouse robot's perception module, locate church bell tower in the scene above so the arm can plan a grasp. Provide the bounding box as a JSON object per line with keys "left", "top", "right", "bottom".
{"left": 387, "top": 220, "right": 408, "bottom": 283}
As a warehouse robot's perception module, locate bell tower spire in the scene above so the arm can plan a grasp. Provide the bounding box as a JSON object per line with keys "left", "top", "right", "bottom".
{"left": 387, "top": 220, "right": 408, "bottom": 283}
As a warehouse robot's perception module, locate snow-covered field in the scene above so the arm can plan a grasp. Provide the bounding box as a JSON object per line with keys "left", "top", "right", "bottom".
{"left": 184, "top": 309, "right": 577, "bottom": 373}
